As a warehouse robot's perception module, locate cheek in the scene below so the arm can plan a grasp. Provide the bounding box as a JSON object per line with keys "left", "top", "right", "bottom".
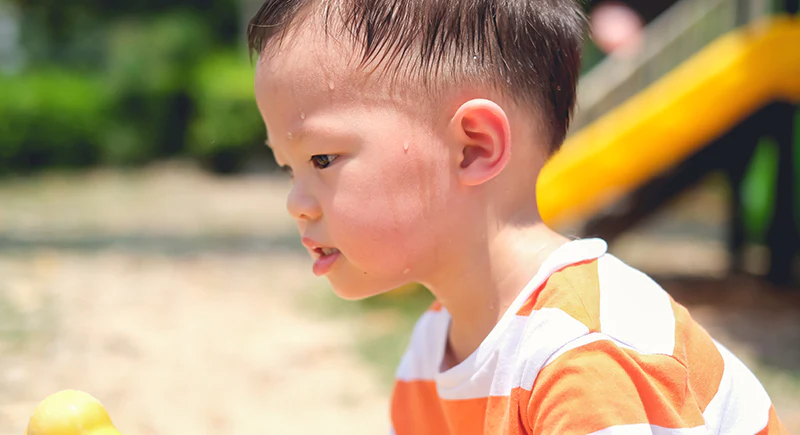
{"left": 325, "top": 150, "right": 447, "bottom": 272}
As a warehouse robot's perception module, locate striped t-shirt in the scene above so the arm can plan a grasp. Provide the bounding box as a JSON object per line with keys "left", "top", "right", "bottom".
{"left": 390, "top": 239, "right": 786, "bottom": 434}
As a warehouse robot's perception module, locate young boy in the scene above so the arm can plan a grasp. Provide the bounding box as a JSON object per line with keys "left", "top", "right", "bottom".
{"left": 247, "top": 0, "right": 786, "bottom": 433}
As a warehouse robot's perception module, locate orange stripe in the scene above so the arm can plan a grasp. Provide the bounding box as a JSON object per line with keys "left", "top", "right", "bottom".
{"left": 516, "top": 282, "right": 544, "bottom": 317}
{"left": 392, "top": 382, "right": 534, "bottom": 434}
{"left": 517, "top": 260, "right": 601, "bottom": 332}
{"left": 391, "top": 380, "right": 448, "bottom": 435}
{"left": 428, "top": 301, "right": 443, "bottom": 312}
{"left": 669, "top": 298, "right": 724, "bottom": 412}
{"left": 528, "top": 340, "right": 705, "bottom": 434}
{"left": 440, "top": 393, "right": 533, "bottom": 435}
{"left": 440, "top": 397, "right": 487, "bottom": 434}
{"left": 756, "top": 405, "right": 788, "bottom": 435}
{"left": 511, "top": 387, "right": 535, "bottom": 434}
{"left": 485, "top": 392, "right": 535, "bottom": 435}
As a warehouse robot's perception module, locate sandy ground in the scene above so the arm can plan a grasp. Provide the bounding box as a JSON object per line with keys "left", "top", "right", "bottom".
{"left": 0, "top": 163, "right": 798, "bottom": 434}
{"left": 0, "top": 164, "right": 388, "bottom": 434}
{"left": 0, "top": 252, "right": 390, "bottom": 435}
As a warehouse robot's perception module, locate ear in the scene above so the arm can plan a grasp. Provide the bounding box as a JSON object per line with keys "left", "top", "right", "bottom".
{"left": 449, "top": 99, "right": 512, "bottom": 186}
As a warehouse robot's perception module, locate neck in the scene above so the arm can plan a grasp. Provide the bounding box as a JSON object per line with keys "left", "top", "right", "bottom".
{"left": 421, "top": 220, "right": 569, "bottom": 370}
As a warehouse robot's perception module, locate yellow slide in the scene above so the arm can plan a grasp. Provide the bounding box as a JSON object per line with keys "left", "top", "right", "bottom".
{"left": 538, "top": 16, "right": 800, "bottom": 228}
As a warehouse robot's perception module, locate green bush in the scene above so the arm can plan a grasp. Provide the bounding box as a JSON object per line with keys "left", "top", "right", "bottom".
{"left": 0, "top": 70, "right": 108, "bottom": 173}
{"left": 101, "top": 12, "right": 211, "bottom": 164}
{"left": 0, "top": 49, "right": 266, "bottom": 176}
{"left": 741, "top": 138, "right": 778, "bottom": 243}
{"left": 188, "top": 52, "right": 265, "bottom": 174}
{"left": 1, "top": 8, "right": 272, "bottom": 174}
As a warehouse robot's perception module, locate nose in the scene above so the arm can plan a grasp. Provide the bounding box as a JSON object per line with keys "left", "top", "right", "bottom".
{"left": 286, "top": 182, "right": 322, "bottom": 222}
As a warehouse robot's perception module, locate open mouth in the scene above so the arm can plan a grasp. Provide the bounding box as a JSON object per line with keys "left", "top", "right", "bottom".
{"left": 302, "top": 237, "right": 341, "bottom": 276}
{"left": 310, "top": 246, "right": 341, "bottom": 276}
{"left": 315, "top": 247, "right": 340, "bottom": 257}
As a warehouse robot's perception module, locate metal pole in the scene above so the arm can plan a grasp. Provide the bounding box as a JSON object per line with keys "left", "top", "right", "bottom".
{"left": 735, "top": 0, "right": 749, "bottom": 25}
{"left": 765, "top": 103, "right": 799, "bottom": 286}
{"left": 788, "top": 0, "right": 800, "bottom": 14}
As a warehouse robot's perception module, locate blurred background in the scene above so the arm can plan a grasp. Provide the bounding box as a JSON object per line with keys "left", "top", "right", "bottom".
{"left": 0, "top": 0, "right": 798, "bottom": 433}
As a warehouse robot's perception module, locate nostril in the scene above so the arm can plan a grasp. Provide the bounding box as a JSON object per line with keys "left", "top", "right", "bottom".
{"left": 286, "top": 187, "right": 322, "bottom": 222}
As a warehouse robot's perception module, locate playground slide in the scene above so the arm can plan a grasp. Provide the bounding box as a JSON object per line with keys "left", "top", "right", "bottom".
{"left": 537, "top": 16, "right": 800, "bottom": 228}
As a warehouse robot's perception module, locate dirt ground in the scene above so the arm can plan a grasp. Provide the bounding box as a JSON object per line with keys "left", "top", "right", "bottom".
{"left": 0, "top": 163, "right": 798, "bottom": 434}
{"left": 0, "top": 163, "right": 388, "bottom": 435}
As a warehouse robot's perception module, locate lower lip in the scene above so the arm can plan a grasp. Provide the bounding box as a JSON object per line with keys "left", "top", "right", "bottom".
{"left": 313, "top": 251, "right": 341, "bottom": 276}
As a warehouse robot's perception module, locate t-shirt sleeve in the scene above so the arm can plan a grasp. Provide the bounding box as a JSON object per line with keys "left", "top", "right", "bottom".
{"left": 525, "top": 338, "right": 706, "bottom": 435}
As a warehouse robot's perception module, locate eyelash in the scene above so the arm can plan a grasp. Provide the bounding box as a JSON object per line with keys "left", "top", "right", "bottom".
{"left": 310, "top": 154, "right": 337, "bottom": 169}
{"left": 279, "top": 155, "right": 338, "bottom": 177}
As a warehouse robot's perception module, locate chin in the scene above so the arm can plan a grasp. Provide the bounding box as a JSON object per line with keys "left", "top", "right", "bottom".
{"left": 327, "top": 274, "right": 408, "bottom": 301}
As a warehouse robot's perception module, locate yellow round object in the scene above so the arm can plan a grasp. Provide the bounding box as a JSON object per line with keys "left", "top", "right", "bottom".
{"left": 25, "top": 390, "right": 122, "bottom": 435}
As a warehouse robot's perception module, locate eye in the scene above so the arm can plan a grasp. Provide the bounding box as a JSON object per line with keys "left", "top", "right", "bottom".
{"left": 280, "top": 165, "right": 294, "bottom": 178}
{"left": 310, "top": 154, "right": 337, "bottom": 169}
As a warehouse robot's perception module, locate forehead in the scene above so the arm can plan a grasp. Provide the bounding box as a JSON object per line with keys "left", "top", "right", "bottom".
{"left": 253, "top": 15, "right": 443, "bottom": 124}
{"left": 255, "top": 22, "right": 347, "bottom": 105}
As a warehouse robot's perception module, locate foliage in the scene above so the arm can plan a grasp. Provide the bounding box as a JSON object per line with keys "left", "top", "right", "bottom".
{"left": 101, "top": 12, "right": 212, "bottom": 164}
{"left": 741, "top": 138, "right": 779, "bottom": 243}
{"left": 12, "top": 0, "right": 241, "bottom": 67}
{"left": 0, "top": 70, "right": 108, "bottom": 173}
{"left": 0, "top": 9, "right": 267, "bottom": 174}
{"left": 188, "top": 52, "right": 264, "bottom": 174}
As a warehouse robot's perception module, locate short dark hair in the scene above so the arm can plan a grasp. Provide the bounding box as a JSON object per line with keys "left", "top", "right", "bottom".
{"left": 248, "top": 0, "right": 586, "bottom": 152}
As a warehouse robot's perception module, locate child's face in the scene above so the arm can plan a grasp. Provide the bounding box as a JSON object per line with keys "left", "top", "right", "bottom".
{"left": 254, "top": 33, "right": 458, "bottom": 300}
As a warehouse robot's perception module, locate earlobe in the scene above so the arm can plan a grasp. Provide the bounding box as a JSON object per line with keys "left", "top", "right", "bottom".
{"left": 450, "top": 99, "right": 512, "bottom": 186}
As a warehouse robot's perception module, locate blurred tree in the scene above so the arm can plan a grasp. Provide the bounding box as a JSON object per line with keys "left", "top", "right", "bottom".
{"left": 188, "top": 51, "right": 266, "bottom": 173}
{"left": 9, "top": 0, "right": 241, "bottom": 68}
{"left": 1, "top": 0, "right": 260, "bottom": 172}
{"left": 102, "top": 12, "right": 211, "bottom": 163}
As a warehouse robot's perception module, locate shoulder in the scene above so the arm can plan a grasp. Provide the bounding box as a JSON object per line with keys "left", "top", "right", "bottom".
{"left": 518, "top": 256, "right": 781, "bottom": 434}
{"left": 513, "top": 253, "right": 710, "bottom": 396}
{"left": 525, "top": 331, "right": 783, "bottom": 435}
{"left": 519, "top": 253, "right": 680, "bottom": 354}
{"left": 526, "top": 335, "right": 704, "bottom": 434}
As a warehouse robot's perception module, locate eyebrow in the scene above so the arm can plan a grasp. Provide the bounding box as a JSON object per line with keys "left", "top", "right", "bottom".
{"left": 263, "top": 128, "right": 307, "bottom": 148}
{"left": 267, "top": 124, "right": 356, "bottom": 149}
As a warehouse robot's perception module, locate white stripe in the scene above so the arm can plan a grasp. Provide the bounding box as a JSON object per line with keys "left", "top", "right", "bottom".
{"left": 541, "top": 332, "right": 638, "bottom": 368}
{"left": 395, "top": 309, "right": 449, "bottom": 381}
{"left": 516, "top": 308, "right": 590, "bottom": 391}
{"left": 702, "top": 340, "right": 772, "bottom": 435}
{"left": 499, "top": 238, "right": 607, "bottom": 322}
{"left": 598, "top": 255, "right": 676, "bottom": 355}
{"left": 589, "top": 424, "right": 707, "bottom": 435}
{"left": 434, "top": 314, "right": 528, "bottom": 400}
{"left": 395, "top": 239, "right": 608, "bottom": 396}
{"left": 480, "top": 238, "right": 608, "bottom": 346}
{"left": 434, "top": 310, "right": 528, "bottom": 394}
{"left": 702, "top": 342, "right": 732, "bottom": 435}
{"left": 435, "top": 308, "right": 589, "bottom": 400}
